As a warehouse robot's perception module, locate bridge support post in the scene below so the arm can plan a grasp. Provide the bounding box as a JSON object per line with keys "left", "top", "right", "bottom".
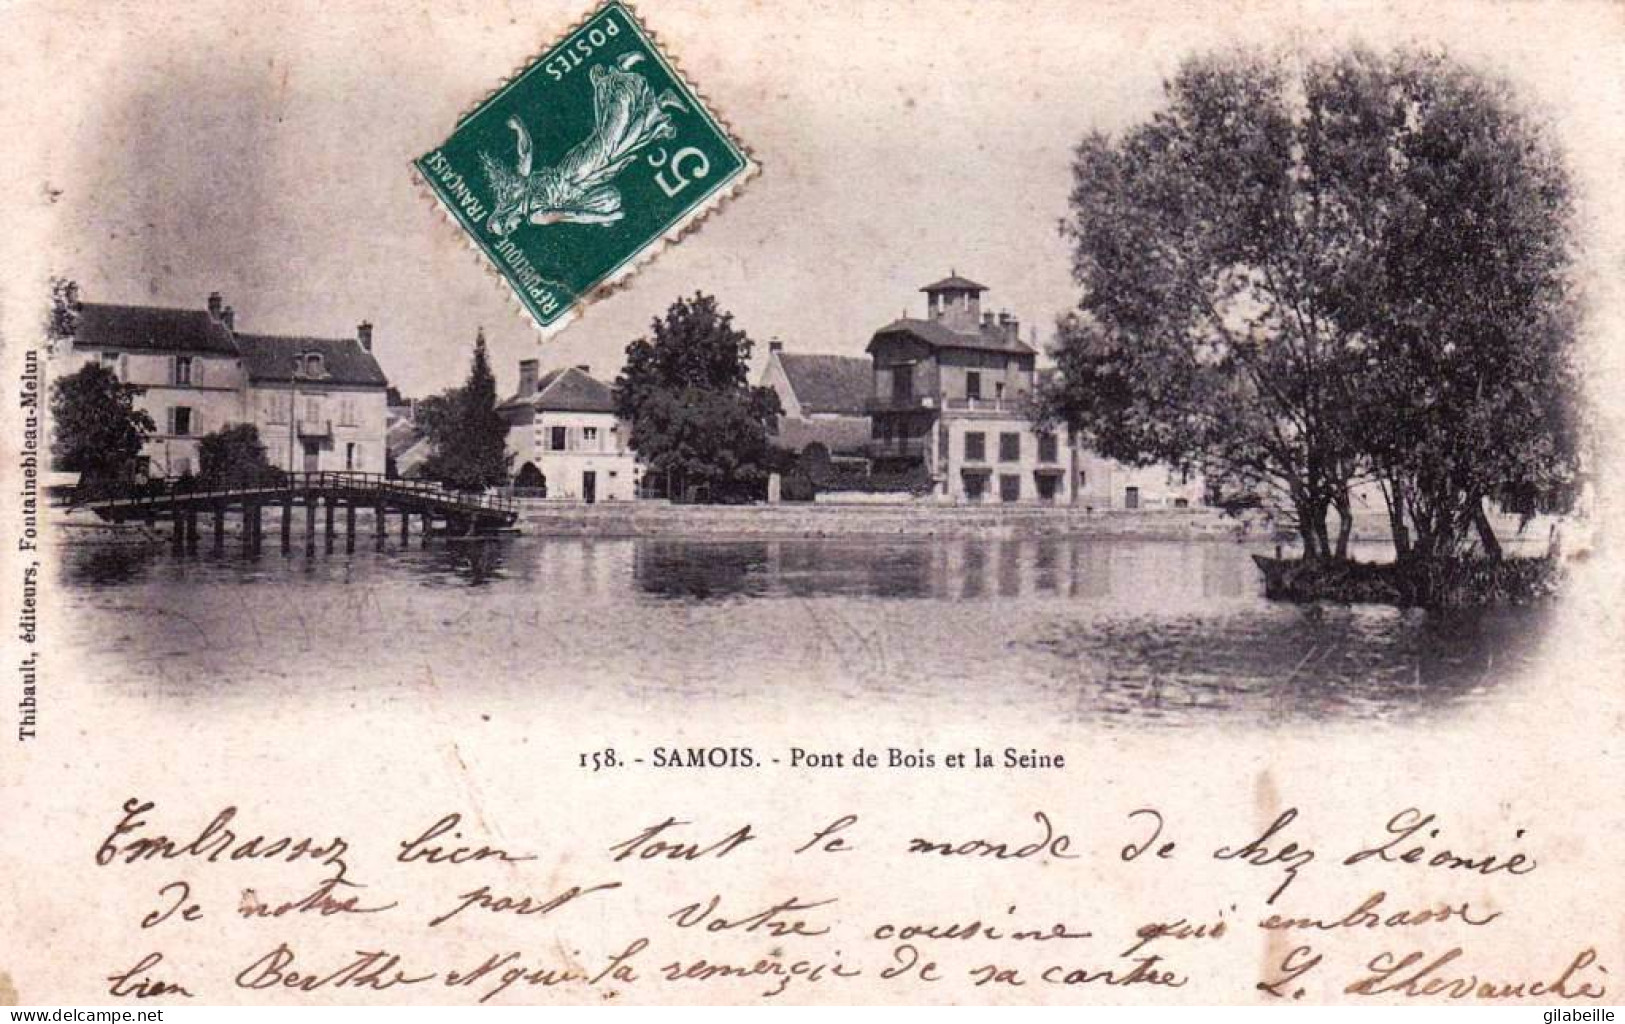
{"left": 171, "top": 513, "right": 185, "bottom": 554}
{"left": 304, "top": 493, "right": 317, "bottom": 556}
{"left": 374, "top": 503, "right": 385, "bottom": 551}
{"left": 422, "top": 512, "right": 432, "bottom": 546}
{"left": 212, "top": 505, "right": 225, "bottom": 552}
{"left": 400, "top": 508, "right": 411, "bottom": 546}
{"left": 325, "top": 498, "right": 336, "bottom": 553}
{"left": 244, "top": 503, "right": 260, "bottom": 555}
{"left": 345, "top": 503, "right": 357, "bottom": 554}
{"left": 281, "top": 495, "right": 293, "bottom": 555}
{"left": 185, "top": 510, "right": 200, "bottom": 554}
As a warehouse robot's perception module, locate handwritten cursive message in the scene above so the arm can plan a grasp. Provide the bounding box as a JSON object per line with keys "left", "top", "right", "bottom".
{"left": 87, "top": 797, "right": 1608, "bottom": 1004}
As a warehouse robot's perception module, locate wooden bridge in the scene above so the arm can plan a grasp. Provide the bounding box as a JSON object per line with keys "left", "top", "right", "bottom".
{"left": 79, "top": 472, "right": 520, "bottom": 555}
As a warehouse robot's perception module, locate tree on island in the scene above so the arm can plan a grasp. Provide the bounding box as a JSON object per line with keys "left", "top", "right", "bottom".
{"left": 615, "top": 293, "right": 783, "bottom": 503}
{"left": 197, "top": 423, "right": 281, "bottom": 488}
{"left": 419, "top": 329, "right": 512, "bottom": 491}
{"left": 49, "top": 363, "right": 156, "bottom": 497}
{"left": 1042, "top": 48, "right": 1582, "bottom": 564}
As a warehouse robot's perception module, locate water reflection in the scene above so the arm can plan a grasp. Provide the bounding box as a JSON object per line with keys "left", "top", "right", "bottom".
{"left": 56, "top": 534, "right": 1551, "bottom": 726}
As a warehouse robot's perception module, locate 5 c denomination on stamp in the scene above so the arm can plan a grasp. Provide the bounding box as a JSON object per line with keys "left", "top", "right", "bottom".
{"left": 414, "top": 0, "right": 757, "bottom": 334}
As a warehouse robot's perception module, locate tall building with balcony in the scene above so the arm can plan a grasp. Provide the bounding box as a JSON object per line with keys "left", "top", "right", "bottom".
{"left": 239, "top": 323, "right": 389, "bottom": 475}
{"left": 867, "top": 273, "right": 1203, "bottom": 506}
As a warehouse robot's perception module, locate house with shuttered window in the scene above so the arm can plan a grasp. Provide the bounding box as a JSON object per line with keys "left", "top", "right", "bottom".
{"left": 497, "top": 361, "right": 639, "bottom": 502}
{"left": 52, "top": 291, "right": 390, "bottom": 477}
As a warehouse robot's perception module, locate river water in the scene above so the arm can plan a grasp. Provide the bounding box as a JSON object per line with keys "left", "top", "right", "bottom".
{"left": 55, "top": 534, "right": 1551, "bottom": 728}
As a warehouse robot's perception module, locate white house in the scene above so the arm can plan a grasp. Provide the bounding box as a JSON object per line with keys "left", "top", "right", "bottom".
{"left": 52, "top": 291, "right": 391, "bottom": 477}
{"left": 497, "top": 361, "right": 638, "bottom": 502}
{"left": 238, "top": 325, "right": 389, "bottom": 474}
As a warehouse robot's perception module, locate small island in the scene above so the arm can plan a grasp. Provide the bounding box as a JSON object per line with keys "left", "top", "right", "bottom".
{"left": 1040, "top": 50, "right": 1588, "bottom": 610}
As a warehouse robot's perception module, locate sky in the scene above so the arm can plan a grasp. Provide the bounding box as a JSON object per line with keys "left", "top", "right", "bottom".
{"left": 6, "top": 0, "right": 1624, "bottom": 408}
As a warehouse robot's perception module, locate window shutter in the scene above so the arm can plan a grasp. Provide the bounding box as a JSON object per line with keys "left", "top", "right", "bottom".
{"left": 170, "top": 357, "right": 178, "bottom": 386}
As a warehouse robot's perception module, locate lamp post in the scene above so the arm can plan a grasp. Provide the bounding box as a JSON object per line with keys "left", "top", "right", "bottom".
{"left": 288, "top": 354, "right": 304, "bottom": 482}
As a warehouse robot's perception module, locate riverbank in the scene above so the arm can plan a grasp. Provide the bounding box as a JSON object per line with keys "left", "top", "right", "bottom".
{"left": 516, "top": 500, "right": 1253, "bottom": 539}
{"left": 1252, "top": 554, "right": 1565, "bottom": 608}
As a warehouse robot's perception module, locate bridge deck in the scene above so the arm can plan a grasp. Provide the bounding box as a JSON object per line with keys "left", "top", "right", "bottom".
{"left": 80, "top": 471, "right": 519, "bottom": 530}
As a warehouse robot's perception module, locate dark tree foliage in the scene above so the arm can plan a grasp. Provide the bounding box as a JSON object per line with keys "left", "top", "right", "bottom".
{"left": 46, "top": 277, "right": 80, "bottom": 344}
{"left": 615, "top": 293, "right": 783, "bottom": 503}
{"left": 1327, "top": 53, "right": 1582, "bottom": 560}
{"left": 1044, "top": 48, "right": 1582, "bottom": 563}
{"left": 49, "top": 363, "right": 155, "bottom": 495}
{"left": 420, "top": 331, "right": 512, "bottom": 491}
{"left": 198, "top": 423, "right": 281, "bottom": 488}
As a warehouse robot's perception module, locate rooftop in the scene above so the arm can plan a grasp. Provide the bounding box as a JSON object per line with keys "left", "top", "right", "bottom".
{"left": 775, "top": 353, "right": 872, "bottom": 416}
{"left": 500, "top": 366, "right": 618, "bottom": 414}
{"left": 869, "top": 317, "right": 1036, "bottom": 356}
{"left": 72, "top": 302, "right": 239, "bottom": 356}
{"left": 920, "top": 273, "right": 989, "bottom": 293}
{"left": 236, "top": 333, "right": 389, "bottom": 387}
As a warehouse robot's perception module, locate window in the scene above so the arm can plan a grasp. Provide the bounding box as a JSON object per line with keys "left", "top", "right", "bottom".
{"left": 1037, "top": 432, "right": 1058, "bottom": 463}
{"left": 963, "top": 473, "right": 987, "bottom": 502}
{"left": 966, "top": 371, "right": 981, "bottom": 400}
{"left": 995, "top": 381, "right": 1005, "bottom": 401}
{"left": 1036, "top": 474, "right": 1060, "bottom": 503}
{"left": 266, "top": 393, "right": 287, "bottom": 424}
{"left": 551, "top": 425, "right": 568, "bottom": 451}
{"left": 963, "top": 431, "right": 986, "bottom": 462}
{"left": 999, "top": 432, "right": 1021, "bottom": 462}
{"left": 1077, "top": 468, "right": 1087, "bottom": 489}
{"left": 583, "top": 426, "right": 599, "bottom": 448}
{"left": 346, "top": 443, "right": 357, "bottom": 470}
{"left": 891, "top": 365, "right": 913, "bottom": 403}
{"left": 174, "top": 356, "right": 193, "bottom": 385}
{"left": 999, "top": 474, "right": 1021, "bottom": 502}
{"left": 339, "top": 398, "right": 357, "bottom": 426}
{"left": 170, "top": 406, "right": 193, "bottom": 436}
{"left": 305, "top": 397, "right": 321, "bottom": 423}
{"left": 1125, "top": 486, "right": 1141, "bottom": 509}
{"left": 304, "top": 353, "right": 325, "bottom": 377}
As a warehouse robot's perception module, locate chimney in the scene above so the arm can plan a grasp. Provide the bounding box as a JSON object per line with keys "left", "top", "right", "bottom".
{"left": 982, "top": 311, "right": 995, "bottom": 329}
{"left": 221, "top": 306, "right": 235, "bottom": 330}
{"left": 357, "top": 321, "right": 373, "bottom": 352}
{"left": 575, "top": 364, "right": 592, "bottom": 374}
{"left": 518, "top": 359, "right": 539, "bottom": 396}
{"left": 207, "top": 291, "right": 223, "bottom": 318}
{"left": 769, "top": 338, "right": 784, "bottom": 353}
{"left": 1006, "top": 314, "right": 1021, "bottom": 342}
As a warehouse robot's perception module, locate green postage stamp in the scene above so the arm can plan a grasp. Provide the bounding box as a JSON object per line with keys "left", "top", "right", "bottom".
{"left": 414, "top": 1, "right": 756, "bottom": 334}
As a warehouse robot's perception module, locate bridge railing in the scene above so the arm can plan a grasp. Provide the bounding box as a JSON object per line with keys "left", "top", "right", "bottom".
{"left": 83, "top": 471, "right": 518, "bottom": 517}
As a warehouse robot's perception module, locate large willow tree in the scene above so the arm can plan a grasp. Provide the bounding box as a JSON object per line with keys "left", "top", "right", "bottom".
{"left": 1045, "top": 49, "right": 1581, "bottom": 562}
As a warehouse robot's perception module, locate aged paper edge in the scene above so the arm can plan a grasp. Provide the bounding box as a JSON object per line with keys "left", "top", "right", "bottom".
{"left": 409, "top": 0, "right": 761, "bottom": 341}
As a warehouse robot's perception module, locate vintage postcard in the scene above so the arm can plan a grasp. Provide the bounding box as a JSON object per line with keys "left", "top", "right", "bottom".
{"left": 1, "top": 0, "right": 1622, "bottom": 1009}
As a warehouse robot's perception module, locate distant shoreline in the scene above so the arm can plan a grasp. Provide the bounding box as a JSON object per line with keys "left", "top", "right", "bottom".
{"left": 515, "top": 502, "right": 1267, "bottom": 541}
{"left": 49, "top": 500, "right": 1563, "bottom": 549}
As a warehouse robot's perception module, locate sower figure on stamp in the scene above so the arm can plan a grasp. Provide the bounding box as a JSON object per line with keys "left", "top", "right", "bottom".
{"left": 480, "top": 54, "right": 686, "bottom": 236}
